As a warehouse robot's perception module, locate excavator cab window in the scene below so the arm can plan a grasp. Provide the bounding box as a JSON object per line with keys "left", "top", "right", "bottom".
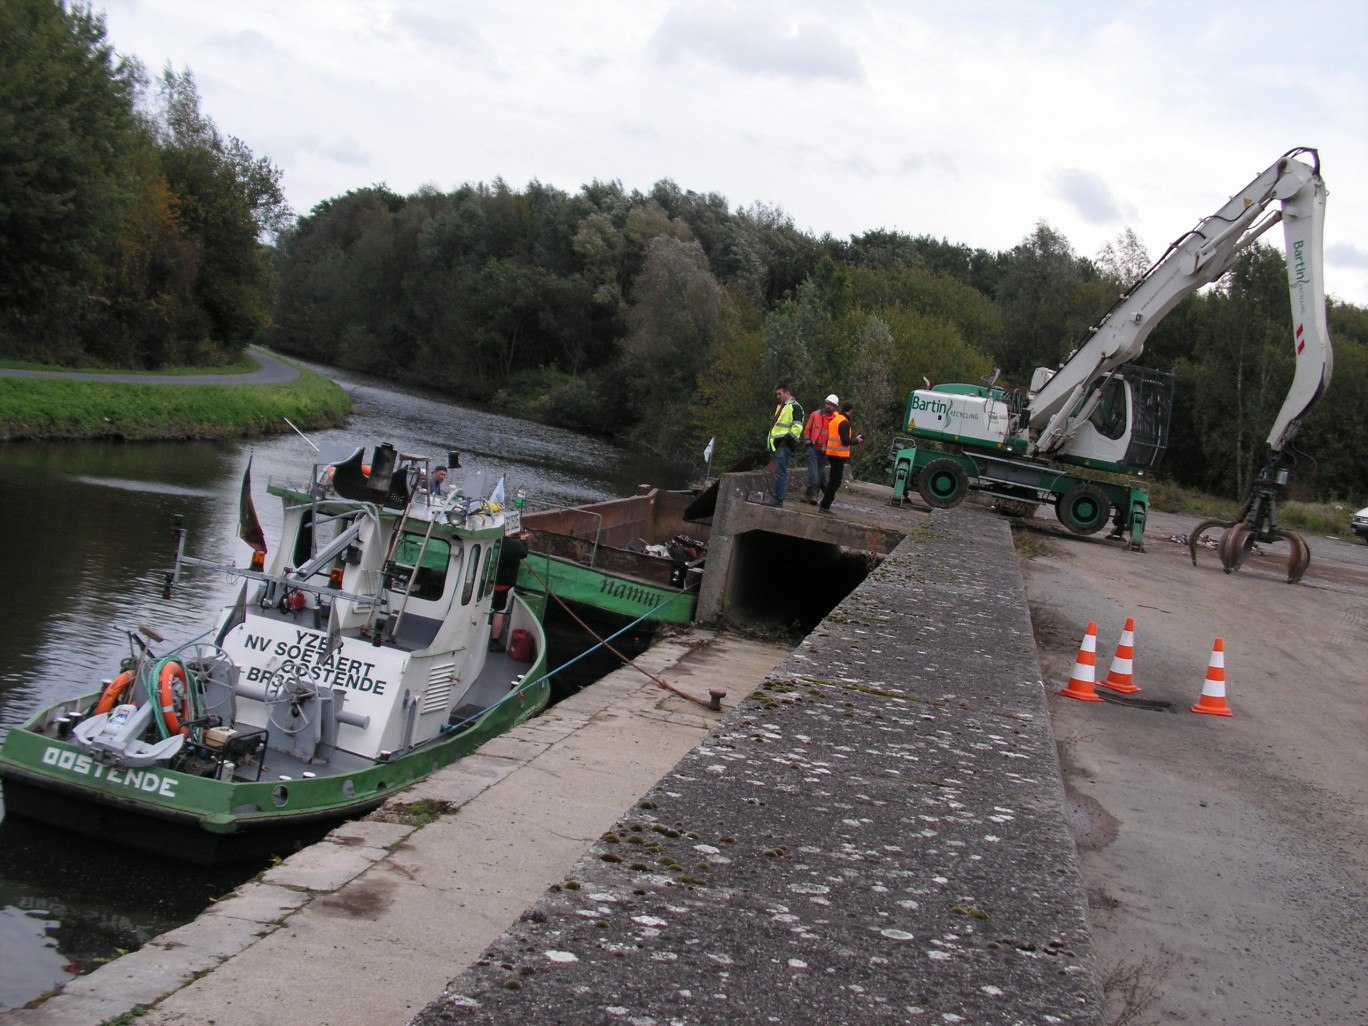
{"left": 1089, "top": 379, "right": 1128, "bottom": 440}
{"left": 1069, "top": 379, "right": 1128, "bottom": 441}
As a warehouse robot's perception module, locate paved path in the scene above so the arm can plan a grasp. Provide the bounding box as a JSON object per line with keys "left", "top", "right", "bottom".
{"left": 0, "top": 348, "right": 300, "bottom": 386}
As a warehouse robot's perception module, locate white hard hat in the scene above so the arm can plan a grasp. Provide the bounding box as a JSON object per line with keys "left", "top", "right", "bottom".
{"left": 825, "top": 394, "right": 839, "bottom": 404}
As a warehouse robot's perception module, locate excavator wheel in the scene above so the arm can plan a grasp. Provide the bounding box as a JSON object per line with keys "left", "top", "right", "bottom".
{"left": 1055, "top": 483, "right": 1110, "bottom": 536}
{"left": 916, "top": 459, "right": 969, "bottom": 509}
{"left": 1188, "top": 519, "right": 1233, "bottom": 567}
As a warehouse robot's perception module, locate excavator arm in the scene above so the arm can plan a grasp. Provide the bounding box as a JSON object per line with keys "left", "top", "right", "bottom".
{"left": 1171, "top": 148, "right": 1332, "bottom": 583}
{"left": 1025, "top": 148, "right": 1330, "bottom": 460}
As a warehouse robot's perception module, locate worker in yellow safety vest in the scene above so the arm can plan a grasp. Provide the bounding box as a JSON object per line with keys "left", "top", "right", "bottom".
{"left": 763, "top": 384, "right": 803, "bottom": 506}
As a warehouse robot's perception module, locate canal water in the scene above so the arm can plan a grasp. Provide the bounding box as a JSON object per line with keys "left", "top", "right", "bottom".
{"left": 0, "top": 361, "right": 691, "bottom": 1012}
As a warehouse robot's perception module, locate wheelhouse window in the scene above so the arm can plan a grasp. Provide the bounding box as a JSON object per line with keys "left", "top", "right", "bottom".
{"left": 461, "top": 543, "right": 482, "bottom": 605}
{"left": 479, "top": 542, "right": 500, "bottom": 600}
{"left": 391, "top": 533, "right": 452, "bottom": 601}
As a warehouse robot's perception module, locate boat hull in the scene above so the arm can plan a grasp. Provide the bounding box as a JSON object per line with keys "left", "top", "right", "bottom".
{"left": 0, "top": 606, "right": 550, "bottom": 866}
{"left": 519, "top": 554, "right": 695, "bottom": 624}
{"left": 518, "top": 489, "right": 708, "bottom": 626}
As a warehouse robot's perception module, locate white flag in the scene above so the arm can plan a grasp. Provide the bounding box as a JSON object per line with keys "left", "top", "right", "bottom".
{"left": 703, "top": 437, "right": 715, "bottom": 463}
{"left": 488, "top": 475, "right": 506, "bottom": 508}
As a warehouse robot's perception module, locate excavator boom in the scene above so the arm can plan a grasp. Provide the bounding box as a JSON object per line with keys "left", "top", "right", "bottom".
{"left": 1026, "top": 148, "right": 1329, "bottom": 459}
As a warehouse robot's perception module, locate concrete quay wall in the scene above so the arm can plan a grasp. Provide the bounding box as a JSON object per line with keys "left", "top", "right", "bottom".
{"left": 412, "top": 507, "right": 1103, "bottom": 1026}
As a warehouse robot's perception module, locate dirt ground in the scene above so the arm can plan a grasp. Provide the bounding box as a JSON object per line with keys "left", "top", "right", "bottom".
{"left": 1016, "top": 507, "right": 1367, "bottom": 1025}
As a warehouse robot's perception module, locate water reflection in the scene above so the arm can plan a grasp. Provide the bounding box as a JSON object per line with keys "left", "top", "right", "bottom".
{"left": 0, "top": 358, "right": 692, "bottom": 1011}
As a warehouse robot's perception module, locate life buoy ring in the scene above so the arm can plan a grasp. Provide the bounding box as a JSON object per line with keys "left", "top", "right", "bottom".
{"left": 94, "top": 671, "right": 134, "bottom": 715}
{"left": 158, "top": 661, "right": 191, "bottom": 736}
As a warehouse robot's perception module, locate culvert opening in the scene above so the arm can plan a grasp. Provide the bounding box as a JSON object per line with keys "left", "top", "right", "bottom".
{"left": 728, "top": 530, "right": 874, "bottom": 631}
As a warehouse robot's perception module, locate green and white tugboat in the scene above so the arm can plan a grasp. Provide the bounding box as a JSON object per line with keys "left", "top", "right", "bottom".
{"left": 0, "top": 443, "right": 549, "bottom": 864}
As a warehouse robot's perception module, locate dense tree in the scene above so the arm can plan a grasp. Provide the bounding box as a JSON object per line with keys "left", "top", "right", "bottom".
{"left": 1095, "top": 227, "right": 1152, "bottom": 288}
{"left": 619, "top": 236, "right": 732, "bottom": 447}
{"left": 0, "top": 0, "right": 139, "bottom": 357}
{"left": 151, "top": 69, "right": 288, "bottom": 348}
{"left": 992, "top": 222, "right": 1117, "bottom": 383}
{"left": 0, "top": 6, "right": 287, "bottom": 366}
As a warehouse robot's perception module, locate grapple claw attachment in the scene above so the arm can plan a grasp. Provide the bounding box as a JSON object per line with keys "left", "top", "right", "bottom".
{"left": 1276, "top": 531, "right": 1311, "bottom": 584}
{"left": 1188, "top": 519, "right": 1233, "bottom": 567}
{"left": 1218, "top": 523, "right": 1256, "bottom": 574}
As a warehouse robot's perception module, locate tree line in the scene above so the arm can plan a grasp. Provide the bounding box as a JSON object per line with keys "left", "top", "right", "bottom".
{"left": 5, "top": 2, "right": 1367, "bottom": 503}
{"left": 0, "top": 0, "right": 286, "bottom": 368}
{"left": 264, "top": 178, "right": 1368, "bottom": 503}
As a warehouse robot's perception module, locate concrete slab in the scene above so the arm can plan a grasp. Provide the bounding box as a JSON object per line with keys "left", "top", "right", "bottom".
{"left": 201, "top": 882, "right": 311, "bottom": 924}
{"left": 258, "top": 833, "right": 395, "bottom": 892}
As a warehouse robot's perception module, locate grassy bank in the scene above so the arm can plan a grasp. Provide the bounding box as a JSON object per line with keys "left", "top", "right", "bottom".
{"left": 0, "top": 361, "right": 351, "bottom": 441}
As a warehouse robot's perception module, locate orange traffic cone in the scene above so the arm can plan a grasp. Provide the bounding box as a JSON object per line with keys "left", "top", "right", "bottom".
{"left": 1098, "top": 617, "right": 1141, "bottom": 694}
{"left": 1191, "top": 638, "right": 1233, "bottom": 716}
{"left": 1059, "top": 622, "right": 1105, "bottom": 702}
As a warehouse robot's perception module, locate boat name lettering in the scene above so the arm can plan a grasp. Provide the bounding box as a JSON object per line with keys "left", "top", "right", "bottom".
{"left": 40, "top": 746, "right": 178, "bottom": 797}
{"left": 242, "top": 631, "right": 388, "bottom": 695}
{"left": 597, "top": 578, "right": 658, "bottom": 608}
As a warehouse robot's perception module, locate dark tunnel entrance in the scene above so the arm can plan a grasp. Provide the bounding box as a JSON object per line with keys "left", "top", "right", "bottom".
{"left": 726, "top": 529, "right": 875, "bottom": 632}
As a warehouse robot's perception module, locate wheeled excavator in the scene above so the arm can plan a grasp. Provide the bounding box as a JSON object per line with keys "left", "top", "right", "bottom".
{"left": 890, "top": 147, "right": 1331, "bottom": 580}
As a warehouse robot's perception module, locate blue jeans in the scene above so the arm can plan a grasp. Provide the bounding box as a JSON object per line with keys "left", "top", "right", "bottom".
{"left": 771, "top": 444, "right": 792, "bottom": 503}
{"left": 805, "top": 444, "right": 826, "bottom": 499}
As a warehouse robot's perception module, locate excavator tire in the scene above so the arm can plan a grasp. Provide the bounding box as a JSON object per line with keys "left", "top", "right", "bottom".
{"left": 1055, "top": 483, "right": 1111, "bottom": 536}
{"left": 916, "top": 459, "right": 969, "bottom": 509}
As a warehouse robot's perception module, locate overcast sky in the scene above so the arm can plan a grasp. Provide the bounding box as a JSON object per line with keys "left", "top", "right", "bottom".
{"left": 100, "top": 0, "right": 1368, "bottom": 307}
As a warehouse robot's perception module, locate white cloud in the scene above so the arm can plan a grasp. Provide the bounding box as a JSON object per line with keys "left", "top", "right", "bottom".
{"left": 1053, "top": 169, "right": 1133, "bottom": 226}
{"left": 651, "top": 3, "right": 864, "bottom": 82}
{"left": 95, "top": 0, "right": 1368, "bottom": 306}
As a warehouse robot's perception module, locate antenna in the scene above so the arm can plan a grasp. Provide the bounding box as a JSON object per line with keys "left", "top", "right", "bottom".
{"left": 283, "top": 417, "right": 320, "bottom": 452}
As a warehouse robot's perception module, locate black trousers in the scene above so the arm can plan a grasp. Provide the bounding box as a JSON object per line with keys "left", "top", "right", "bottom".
{"left": 820, "top": 456, "right": 848, "bottom": 509}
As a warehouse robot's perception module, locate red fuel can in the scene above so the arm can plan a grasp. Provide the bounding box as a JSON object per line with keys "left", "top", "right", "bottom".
{"left": 508, "top": 628, "right": 534, "bottom": 662}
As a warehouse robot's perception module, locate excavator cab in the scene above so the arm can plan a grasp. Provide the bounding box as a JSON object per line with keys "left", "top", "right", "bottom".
{"left": 1055, "top": 366, "right": 1173, "bottom": 474}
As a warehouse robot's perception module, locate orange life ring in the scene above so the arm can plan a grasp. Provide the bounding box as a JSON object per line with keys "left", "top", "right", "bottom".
{"left": 94, "top": 671, "right": 134, "bottom": 716}
{"left": 158, "top": 661, "right": 191, "bottom": 736}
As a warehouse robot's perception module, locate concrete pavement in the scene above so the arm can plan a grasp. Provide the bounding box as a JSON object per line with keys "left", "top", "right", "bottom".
{"left": 410, "top": 506, "right": 1102, "bottom": 1026}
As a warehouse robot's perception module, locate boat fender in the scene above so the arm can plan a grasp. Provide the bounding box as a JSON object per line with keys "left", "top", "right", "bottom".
{"left": 94, "top": 671, "right": 134, "bottom": 716}
{"left": 159, "top": 661, "right": 191, "bottom": 736}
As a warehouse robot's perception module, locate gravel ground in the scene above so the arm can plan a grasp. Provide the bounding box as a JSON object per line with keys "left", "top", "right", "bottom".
{"left": 1019, "top": 508, "right": 1367, "bottom": 1025}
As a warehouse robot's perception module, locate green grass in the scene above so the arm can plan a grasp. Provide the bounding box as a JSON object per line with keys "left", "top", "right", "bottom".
{"left": 1142, "top": 480, "right": 1241, "bottom": 521}
{"left": 1278, "top": 499, "right": 1361, "bottom": 539}
{"left": 0, "top": 360, "right": 350, "bottom": 440}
